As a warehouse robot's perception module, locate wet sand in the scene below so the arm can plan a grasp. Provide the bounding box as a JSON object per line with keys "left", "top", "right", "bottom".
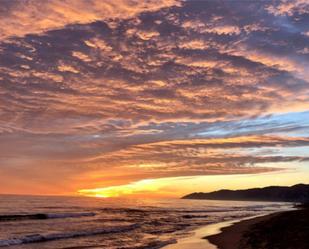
{"left": 206, "top": 213, "right": 280, "bottom": 249}
{"left": 163, "top": 213, "right": 280, "bottom": 249}
{"left": 163, "top": 220, "right": 234, "bottom": 249}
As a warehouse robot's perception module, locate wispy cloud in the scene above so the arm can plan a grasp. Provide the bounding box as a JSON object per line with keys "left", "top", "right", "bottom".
{"left": 0, "top": 0, "right": 179, "bottom": 40}
{"left": 0, "top": 0, "right": 309, "bottom": 194}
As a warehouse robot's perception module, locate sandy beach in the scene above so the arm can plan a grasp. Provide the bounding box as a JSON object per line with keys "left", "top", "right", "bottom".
{"left": 163, "top": 212, "right": 278, "bottom": 249}
{"left": 207, "top": 206, "right": 309, "bottom": 249}
{"left": 205, "top": 213, "right": 280, "bottom": 249}
{"left": 164, "top": 208, "right": 309, "bottom": 249}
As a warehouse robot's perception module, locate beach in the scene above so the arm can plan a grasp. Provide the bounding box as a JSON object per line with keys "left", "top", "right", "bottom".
{"left": 165, "top": 206, "right": 309, "bottom": 249}
{"left": 163, "top": 213, "right": 278, "bottom": 249}
{"left": 205, "top": 213, "right": 280, "bottom": 249}
{"left": 206, "top": 207, "right": 309, "bottom": 249}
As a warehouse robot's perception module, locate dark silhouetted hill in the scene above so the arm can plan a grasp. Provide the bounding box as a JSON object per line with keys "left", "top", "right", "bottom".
{"left": 182, "top": 184, "right": 309, "bottom": 202}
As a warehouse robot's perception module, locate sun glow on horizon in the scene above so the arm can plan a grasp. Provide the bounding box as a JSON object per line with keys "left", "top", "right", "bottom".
{"left": 77, "top": 165, "right": 309, "bottom": 198}
{"left": 78, "top": 178, "right": 170, "bottom": 198}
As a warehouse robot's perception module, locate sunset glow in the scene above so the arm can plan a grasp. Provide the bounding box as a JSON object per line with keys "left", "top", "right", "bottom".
{"left": 79, "top": 179, "right": 168, "bottom": 198}
{"left": 0, "top": 0, "right": 309, "bottom": 197}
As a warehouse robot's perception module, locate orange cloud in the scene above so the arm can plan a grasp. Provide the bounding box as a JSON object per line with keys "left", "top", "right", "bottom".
{"left": 0, "top": 0, "right": 180, "bottom": 40}
{"left": 1, "top": 0, "right": 309, "bottom": 196}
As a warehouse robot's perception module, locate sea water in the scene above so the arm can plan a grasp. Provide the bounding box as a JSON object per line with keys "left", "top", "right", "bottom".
{"left": 0, "top": 195, "right": 292, "bottom": 248}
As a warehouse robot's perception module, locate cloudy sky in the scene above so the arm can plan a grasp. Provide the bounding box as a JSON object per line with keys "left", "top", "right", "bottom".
{"left": 0, "top": 0, "right": 309, "bottom": 197}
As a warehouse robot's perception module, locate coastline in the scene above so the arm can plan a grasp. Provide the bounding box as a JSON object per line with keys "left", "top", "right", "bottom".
{"left": 205, "top": 212, "right": 282, "bottom": 249}
{"left": 163, "top": 211, "right": 285, "bottom": 249}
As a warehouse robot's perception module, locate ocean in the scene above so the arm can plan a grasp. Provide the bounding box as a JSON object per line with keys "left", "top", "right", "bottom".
{"left": 0, "top": 195, "right": 292, "bottom": 248}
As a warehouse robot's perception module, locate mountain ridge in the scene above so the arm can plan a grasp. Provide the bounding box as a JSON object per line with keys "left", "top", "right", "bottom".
{"left": 182, "top": 184, "right": 309, "bottom": 202}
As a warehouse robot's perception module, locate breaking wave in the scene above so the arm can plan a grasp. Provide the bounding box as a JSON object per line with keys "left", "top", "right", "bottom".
{"left": 0, "top": 224, "right": 139, "bottom": 247}
{"left": 0, "top": 212, "right": 96, "bottom": 222}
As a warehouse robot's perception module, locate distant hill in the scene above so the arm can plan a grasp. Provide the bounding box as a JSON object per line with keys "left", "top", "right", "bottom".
{"left": 182, "top": 184, "right": 309, "bottom": 202}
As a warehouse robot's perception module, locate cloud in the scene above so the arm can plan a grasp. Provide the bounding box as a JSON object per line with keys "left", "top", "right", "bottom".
{"left": 0, "top": 0, "right": 180, "bottom": 40}
{"left": 266, "top": 0, "right": 309, "bottom": 16}
{"left": 0, "top": 0, "right": 309, "bottom": 194}
{"left": 81, "top": 135, "right": 309, "bottom": 177}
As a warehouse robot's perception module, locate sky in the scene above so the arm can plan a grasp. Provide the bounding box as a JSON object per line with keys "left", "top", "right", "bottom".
{"left": 0, "top": 0, "right": 309, "bottom": 197}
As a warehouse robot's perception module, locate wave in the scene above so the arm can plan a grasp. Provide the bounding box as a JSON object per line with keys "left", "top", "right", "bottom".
{"left": 182, "top": 214, "right": 209, "bottom": 219}
{"left": 46, "top": 212, "right": 96, "bottom": 219}
{"left": 0, "top": 212, "right": 96, "bottom": 222}
{"left": 60, "top": 238, "right": 176, "bottom": 249}
{"left": 174, "top": 209, "right": 238, "bottom": 213}
{"left": 0, "top": 224, "right": 139, "bottom": 247}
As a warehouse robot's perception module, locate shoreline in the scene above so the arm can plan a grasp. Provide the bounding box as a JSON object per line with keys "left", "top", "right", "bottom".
{"left": 205, "top": 212, "right": 282, "bottom": 249}
{"left": 163, "top": 219, "right": 235, "bottom": 249}
{"left": 163, "top": 211, "right": 285, "bottom": 249}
